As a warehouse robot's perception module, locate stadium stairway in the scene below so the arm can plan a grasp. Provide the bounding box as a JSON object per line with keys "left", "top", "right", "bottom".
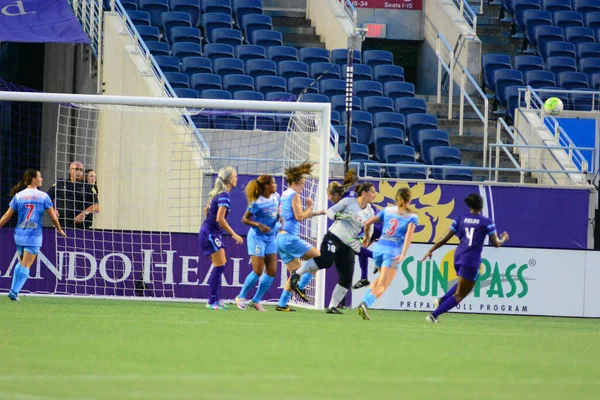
{"left": 263, "top": 0, "right": 325, "bottom": 48}
{"left": 470, "top": 1, "right": 522, "bottom": 58}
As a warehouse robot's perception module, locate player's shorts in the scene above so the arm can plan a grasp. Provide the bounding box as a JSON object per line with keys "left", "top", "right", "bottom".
{"left": 16, "top": 245, "right": 40, "bottom": 257}
{"left": 247, "top": 230, "right": 277, "bottom": 257}
{"left": 372, "top": 241, "right": 402, "bottom": 269}
{"left": 276, "top": 233, "right": 313, "bottom": 264}
{"left": 455, "top": 264, "right": 480, "bottom": 281}
{"left": 199, "top": 230, "right": 225, "bottom": 257}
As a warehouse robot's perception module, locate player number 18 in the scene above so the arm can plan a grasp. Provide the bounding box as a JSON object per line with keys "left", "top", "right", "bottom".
{"left": 465, "top": 227, "right": 474, "bottom": 246}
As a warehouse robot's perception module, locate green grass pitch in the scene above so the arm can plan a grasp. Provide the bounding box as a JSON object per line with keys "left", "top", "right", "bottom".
{"left": 1, "top": 297, "right": 599, "bottom": 399}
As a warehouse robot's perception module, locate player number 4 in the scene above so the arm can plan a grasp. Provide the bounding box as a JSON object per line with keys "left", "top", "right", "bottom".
{"left": 465, "top": 227, "right": 474, "bottom": 246}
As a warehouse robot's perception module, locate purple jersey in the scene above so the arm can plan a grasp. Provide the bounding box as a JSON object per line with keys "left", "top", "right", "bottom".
{"left": 201, "top": 192, "right": 231, "bottom": 234}
{"left": 451, "top": 213, "right": 496, "bottom": 268}
{"left": 342, "top": 190, "right": 357, "bottom": 199}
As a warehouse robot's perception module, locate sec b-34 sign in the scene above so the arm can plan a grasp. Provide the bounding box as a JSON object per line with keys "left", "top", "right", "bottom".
{"left": 349, "top": 0, "right": 423, "bottom": 11}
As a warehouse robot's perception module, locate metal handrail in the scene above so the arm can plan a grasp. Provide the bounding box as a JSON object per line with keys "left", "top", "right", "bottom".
{"left": 459, "top": 67, "right": 489, "bottom": 167}
{"left": 436, "top": 32, "right": 455, "bottom": 119}
{"left": 453, "top": 0, "right": 478, "bottom": 33}
{"left": 343, "top": 0, "right": 358, "bottom": 28}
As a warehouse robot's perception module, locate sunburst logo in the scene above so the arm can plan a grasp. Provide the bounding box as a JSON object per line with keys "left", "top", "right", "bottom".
{"left": 373, "top": 181, "right": 458, "bottom": 244}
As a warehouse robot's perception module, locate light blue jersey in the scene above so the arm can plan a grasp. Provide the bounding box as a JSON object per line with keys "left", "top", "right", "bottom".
{"left": 248, "top": 193, "right": 280, "bottom": 238}
{"left": 372, "top": 206, "right": 418, "bottom": 268}
{"left": 9, "top": 188, "right": 53, "bottom": 248}
{"left": 280, "top": 188, "right": 300, "bottom": 235}
{"left": 277, "top": 188, "right": 312, "bottom": 264}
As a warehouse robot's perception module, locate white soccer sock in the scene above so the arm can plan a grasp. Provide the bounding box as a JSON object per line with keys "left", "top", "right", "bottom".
{"left": 328, "top": 284, "right": 348, "bottom": 309}
{"left": 296, "top": 258, "right": 318, "bottom": 276}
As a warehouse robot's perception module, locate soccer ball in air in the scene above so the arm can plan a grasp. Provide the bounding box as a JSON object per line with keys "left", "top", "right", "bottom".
{"left": 544, "top": 97, "right": 563, "bottom": 116}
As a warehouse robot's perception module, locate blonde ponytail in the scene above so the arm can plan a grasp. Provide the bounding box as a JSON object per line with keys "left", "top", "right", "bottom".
{"left": 208, "top": 166, "right": 236, "bottom": 201}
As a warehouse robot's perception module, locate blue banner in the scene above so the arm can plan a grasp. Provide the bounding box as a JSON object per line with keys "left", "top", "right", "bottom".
{"left": 0, "top": 0, "right": 90, "bottom": 43}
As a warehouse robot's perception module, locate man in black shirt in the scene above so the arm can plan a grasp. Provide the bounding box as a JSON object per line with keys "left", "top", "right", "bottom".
{"left": 47, "top": 161, "right": 99, "bottom": 229}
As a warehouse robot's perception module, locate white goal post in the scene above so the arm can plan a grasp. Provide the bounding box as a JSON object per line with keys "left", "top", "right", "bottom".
{"left": 0, "top": 91, "right": 331, "bottom": 310}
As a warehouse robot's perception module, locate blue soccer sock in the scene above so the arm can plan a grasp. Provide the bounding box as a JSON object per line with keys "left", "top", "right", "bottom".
{"left": 252, "top": 275, "right": 274, "bottom": 303}
{"left": 12, "top": 266, "right": 31, "bottom": 295}
{"left": 278, "top": 290, "right": 292, "bottom": 308}
{"left": 238, "top": 271, "right": 259, "bottom": 299}
{"left": 440, "top": 283, "right": 458, "bottom": 303}
{"left": 361, "top": 289, "right": 376, "bottom": 308}
{"left": 11, "top": 263, "right": 23, "bottom": 293}
{"left": 432, "top": 295, "right": 459, "bottom": 318}
{"left": 297, "top": 273, "right": 313, "bottom": 290}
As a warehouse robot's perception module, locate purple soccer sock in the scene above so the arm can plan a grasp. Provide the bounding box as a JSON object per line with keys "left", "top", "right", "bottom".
{"left": 358, "top": 248, "right": 372, "bottom": 280}
{"left": 208, "top": 266, "right": 224, "bottom": 305}
{"left": 432, "top": 295, "right": 459, "bottom": 318}
{"left": 440, "top": 283, "right": 458, "bottom": 303}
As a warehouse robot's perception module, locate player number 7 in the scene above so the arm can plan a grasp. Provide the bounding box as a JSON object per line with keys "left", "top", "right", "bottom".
{"left": 25, "top": 204, "right": 35, "bottom": 221}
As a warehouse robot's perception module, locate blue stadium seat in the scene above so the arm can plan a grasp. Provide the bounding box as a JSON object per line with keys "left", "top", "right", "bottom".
{"left": 191, "top": 113, "right": 211, "bottom": 128}
{"left": 535, "top": 26, "right": 564, "bottom": 58}
{"left": 554, "top": 11, "right": 584, "bottom": 29}
{"left": 310, "top": 62, "right": 341, "bottom": 80}
{"left": 122, "top": 0, "right": 138, "bottom": 10}
{"left": 501, "top": 0, "right": 517, "bottom": 15}
{"left": 299, "top": 93, "right": 329, "bottom": 103}
{"left": 233, "top": 90, "right": 264, "bottom": 101}
{"left": 387, "top": 162, "right": 428, "bottom": 180}
{"left": 171, "top": 42, "right": 203, "bottom": 60}
{"left": 395, "top": 97, "right": 427, "bottom": 117}
{"left": 565, "top": 26, "right": 596, "bottom": 45}
{"left": 443, "top": 167, "right": 473, "bottom": 181}
{"left": 406, "top": 113, "right": 438, "bottom": 150}
{"left": 585, "top": 12, "right": 600, "bottom": 29}
{"left": 174, "top": 88, "right": 200, "bottom": 98}
{"left": 265, "top": 92, "right": 295, "bottom": 101}
{"left": 146, "top": 41, "right": 171, "bottom": 56}
{"left": 287, "top": 77, "right": 318, "bottom": 95}
{"left": 268, "top": 46, "right": 299, "bottom": 63}
{"left": 430, "top": 147, "right": 461, "bottom": 179}
{"left": 363, "top": 96, "right": 394, "bottom": 114}
{"left": 201, "top": 89, "right": 232, "bottom": 99}
{"left": 482, "top": 54, "right": 512, "bottom": 91}
{"left": 362, "top": 50, "right": 394, "bottom": 68}
{"left": 331, "top": 48, "right": 361, "bottom": 65}
{"left": 580, "top": 57, "right": 600, "bottom": 76}
{"left": 154, "top": 55, "right": 181, "bottom": 72}
{"left": 223, "top": 74, "right": 254, "bottom": 93}
{"left": 202, "top": 0, "right": 233, "bottom": 15}
{"left": 570, "top": 88, "right": 597, "bottom": 110}
{"left": 278, "top": 61, "right": 309, "bottom": 79}
{"left": 190, "top": 73, "right": 222, "bottom": 91}
{"left": 299, "top": 48, "right": 330, "bottom": 65}
{"left": 339, "top": 143, "right": 370, "bottom": 161}
{"left": 139, "top": 0, "right": 169, "bottom": 27}
{"left": 162, "top": 12, "right": 193, "bottom": 41}
{"left": 128, "top": 11, "right": 151, "bottom": 26}
{"left": 213, "top": 115, "right": 244, "bottom": 130}
{"left": 245, "top": 113, "right": 276, "bottom": 130}
{"left": 136, "top": 25, "right": 160, "bottom": 41}
{"left": 524, "top": 10, "right": 552, "bottom": 45}
{"left": 341, "top": 111, "right": 372, "bottom": 144}
{"left": 319, "top": 79, "right": 346, "bottom": 97}
{"left": 505, "top": 85, "right": 526, "bottom": 120}
{"left": 558, "top": 71, "right": 590, "bottom": 89}
{"left": 255, "top": 75, "right": 286, "bottom": 94}
{"left": 252, "top": 30, "right": 283, "bottom": 47}
{"left": 514, "top": 55, "right": 544, "bottom": 73}
{"left": 203, "top": 43, "right": 234, "bottom": 60}
{"left": 419, "top": 129, "right": 450, "bottom": 164}
{"left": 170, "top": 0, "right": 202, "bottom": 27}
{"left": 182, "top": 57, "right": 212, "bottom": 74}
{"left": 373, "top": 127, "right": 405, "bottom": 162}
{"left": 591, "top": 73, "right": 600, "bottom": 89}
{"left": 374, "top": 112, "right": 405, "bottom": 132}
{"left": 373, "top": 64, "right": 404, "bottom": 84}
{"left": 383, "top": 145, "right": 415, "bottom": 164}
{"left": 213, "top": 58, "right": 245, "bottom": 76}
{"left": 546, "top": 56, "right": 577, "bottom": 73}
{"left": 494, "top": 69, "right": 524, "bottom": 106}
{"left": 330, "top": 110, "right": 341, "bottom": 126}
{"left": 577, "top": 42, "right": 600, "bottom": 59}
{"left": 333, "top": 125, "right": 359, "bottom": 144}
{"left": 343, "top": 64, "right": 372, "bottom": 81}
{"left": 542, "top": 0, "right": 571, "bottom": 13}
{"left": 233, "top": 0, "right": 263, "bottom": 27}
{"left": 164, "top": 72, "right": 190, "bottom": 88}
{"left": 331, "top": 95, "right": 361, "bottom": 113}
{"left": 384, "top": 81, "right": 415, "bottom": 100}
{"left": 242, "top": 14, "right": 272, "bottom": 42}
{"left": 525, "top": 70, "right": 556, "bottom": 88}
{"left": 536, "top": 86, "right": 569, "bottom": 105}
{"left": 202, "top": 13, "right": 233, "bottom": 41}
{"left": 513, "top": 0, "right": 542, "bottom": 33}
{"left": 211, "top": 28, "right": 243, "bottom": 46}
{"left": 545, "top": 41, "right": 576, "bottom": 58}
{"left": 169, "top": 27, "right": 202, "bottom": 45}
{"left": 353, "top": 81, "right": 383, "bottom": 99}
{"left": 574, "top": 0, "right": 600, "bottom": 14}
{"left": 246, "top": 59, "right": 277, "bottom": 78}
{"left": 235, "top": 45, "right": 266, "bottom": 61}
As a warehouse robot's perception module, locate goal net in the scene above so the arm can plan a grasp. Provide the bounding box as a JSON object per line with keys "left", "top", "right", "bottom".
{"left": 0, "top": 92, "right": 331, "bottom": 310}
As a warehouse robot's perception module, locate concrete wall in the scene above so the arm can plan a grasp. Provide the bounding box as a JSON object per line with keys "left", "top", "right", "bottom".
{"left": 307, "top": 0, "right": 357, "bottom": 50}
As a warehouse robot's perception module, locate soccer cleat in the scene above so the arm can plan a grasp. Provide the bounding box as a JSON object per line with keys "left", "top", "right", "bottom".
{"left": 289, "top": 272, "right": 300, "bottom": 290}
{"left": 372, "top": 267, "right": 380, "bottom": 275}
{"left": 433, "top": 297, "right": 442, "bottom": 309}
{"left": 235, "top": 296, "right": 246, "bottom": 310}
{"left": 292, "top": 284, "right": 309, "bottom": 302}
{"left": 206, "top": 303, "right": 224, "bottom": 310}
{"left": 357, "top": 303, "right": 371, "bottom": 320}
{"left": 8, "top": 290, "right": 19, "bottom": 302}
{"left": 275, "top": 305, "right": 296, "bottom": 312}
{"left": 426, "top": 313, "right": 440, "bottom": 323}
{"left": 352, "top": 279, "right": 370, "bottom": 290}
{"left": 248, "top": 301, "right": 267, "bottom": 311}
{"left": 216, "top": 300, "right": 229, "bottom": 309}
{"left": 326, "top": 307, "right": 343, "bottom": 315}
